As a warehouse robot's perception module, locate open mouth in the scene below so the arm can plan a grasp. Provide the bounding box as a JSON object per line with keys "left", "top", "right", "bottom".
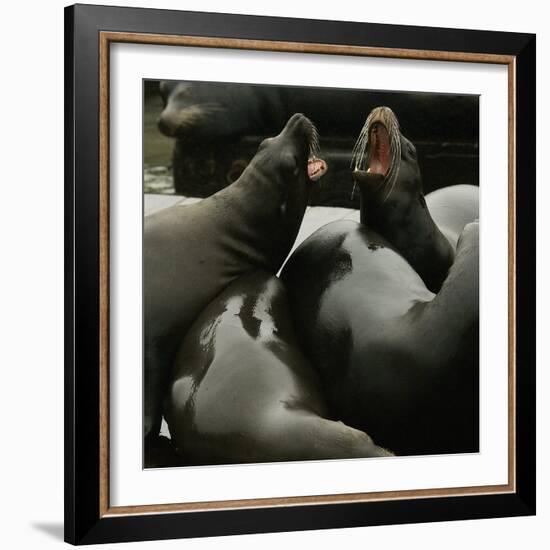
{"left": 351, "top": 106, "right": 402, "bottom": 198}
{"left": 301, "top": 115, "right": 327, "bottom": 182}
{"left": 367, "top": 122, "right": 390, "bottom": 176}
{"left": 307, "top": 156, "right": 328, "bottom": 181}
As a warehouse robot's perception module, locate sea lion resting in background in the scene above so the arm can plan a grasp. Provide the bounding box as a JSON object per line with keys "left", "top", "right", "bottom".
{"left": 167, "top": 271, "right": 391, "bottom": 465}
{"left": 158, "top": 81, "right": 479, "bottom": 146}
{"left": 281, "top": 107, "right": 479, "bottom": 456}
{"left": 144, "top": 114, "right": 327, "bottom": 464}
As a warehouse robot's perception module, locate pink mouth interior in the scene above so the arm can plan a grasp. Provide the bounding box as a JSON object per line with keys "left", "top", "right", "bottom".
{"left": 307, "top": 157, "right": 328, "bottom": 182}
{"left": 367, "top": 123, "right": 390, "bottom": 176}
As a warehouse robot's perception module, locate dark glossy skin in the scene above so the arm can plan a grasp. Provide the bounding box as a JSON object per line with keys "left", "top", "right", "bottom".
{"left": 347, "top": 183, "right": 479, "bottom": 252}
{"left": 425, "top": 184, "right": 479, "bottom": 249}
{"left": 281, "top": 220, "right": 479, "bottom": 456}
{"left": 166, "top": 271, "right": 391, "bottom": 465}
{"left": 352, "top": 110, "right": 478, "bottom": 292}
{"left": 144, "top": 114, "right": 321, "bottom": 461}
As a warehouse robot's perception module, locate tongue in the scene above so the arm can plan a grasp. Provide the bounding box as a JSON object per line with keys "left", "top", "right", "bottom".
{"left": 307, "top": 157, "right": 328, "bottom": 182}
{"left": 368, "top": 124, "right": 390, "bottom": 176}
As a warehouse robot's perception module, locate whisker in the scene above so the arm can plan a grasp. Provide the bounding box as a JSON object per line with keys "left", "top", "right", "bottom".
{"left": 351, "top": 106, "right": 401, "bottom": 201}
{"left": 350, "top": 181, "right": 357, "bottom": 200}
{"left": 307, "top": 120, "right": 321, "bottom": 158}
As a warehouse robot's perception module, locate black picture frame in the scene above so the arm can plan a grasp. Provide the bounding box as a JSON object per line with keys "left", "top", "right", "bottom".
{"left": 65, "top": 3, "right": 536, "bottom": 545}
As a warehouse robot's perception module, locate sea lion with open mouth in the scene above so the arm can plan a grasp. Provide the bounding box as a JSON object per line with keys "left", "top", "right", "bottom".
{"left": 166, "top": 271, "right": 391, "bottom": 465}
{"left": 351, "top": 106, "right": 478, "bottom": 291}
{"left": 144, "top": 114, "right": 327, "bottom": 465}
{"left": 280, "top": 107, "right": 479, "bottom": 456}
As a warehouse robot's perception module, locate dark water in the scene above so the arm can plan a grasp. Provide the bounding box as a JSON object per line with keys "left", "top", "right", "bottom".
{"left": 143, "top": 92, "right": 175, "bottom": 194}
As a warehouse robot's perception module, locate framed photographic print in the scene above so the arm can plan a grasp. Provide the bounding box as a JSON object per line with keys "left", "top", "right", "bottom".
{"left": 64, "top": 3, "right": 536, "bottom": 545}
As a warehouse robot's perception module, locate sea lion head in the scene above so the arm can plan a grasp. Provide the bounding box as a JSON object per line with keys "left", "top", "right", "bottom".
{"left": 245, "top": 113, "right": 327, "bottom": 211}
{"left": 158, "top": 81, "right": 267, "bottom": 142}
{"left": 351, "top": 106, "right": 426, "bottom": 232}
{"left": 249, "top": 112, "right": 327, "bottom": 182}
{"left": 352, "top": 106, "right": 422, "bottom": 209}
{"left": 158, "top": 81, "right": 227, "bottom": 138}
{"left": 351, "top": 106, "right": 454, "bottom": 292}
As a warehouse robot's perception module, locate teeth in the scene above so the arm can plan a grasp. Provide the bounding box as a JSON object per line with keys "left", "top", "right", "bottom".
{"left": 351, "top": 106, "right": 401, "bottom": 201}
{"left": 308, "top": 157, "right": 327, "bottom": 181}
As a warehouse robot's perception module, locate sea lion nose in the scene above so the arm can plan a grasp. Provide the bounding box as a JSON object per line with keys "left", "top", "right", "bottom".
{"left": 158, "top": 113, "right": 178, "bottom": 137}
{"left": 157, "top": 116, "right": 169, "bottom": 135}
{"left": 279, "top": 113, "right": 302, "bottom": 135}
{"left": 282, "top": 113, "right": 309, "bottom": 134}
{"left": 288, "top": 112, "right": 307, "bottom": 124}
{"left": 281, "top": 114, "right": 317, "bottom": 149}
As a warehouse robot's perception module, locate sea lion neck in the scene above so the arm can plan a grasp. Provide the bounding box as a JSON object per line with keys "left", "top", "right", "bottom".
{"left": 358, "top": 184, "right": 454, "bottom": 292}
{"left": 211, "top": 150, "right": 311, "bottom": 273}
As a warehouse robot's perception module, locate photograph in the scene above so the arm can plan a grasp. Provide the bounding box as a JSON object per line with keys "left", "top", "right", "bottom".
{"left": 1, "top": 0, "right": 545, "bottom": 545}
{"left": 143, "top": 80, "right": 480, "bottom": 468}
{"left": 62, "top": 3, "right": 537, "bottom": 544}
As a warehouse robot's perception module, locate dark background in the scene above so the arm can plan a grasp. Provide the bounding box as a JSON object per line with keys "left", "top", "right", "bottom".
{"left": 143, "top": 80, "right": 479, "bottom": 207}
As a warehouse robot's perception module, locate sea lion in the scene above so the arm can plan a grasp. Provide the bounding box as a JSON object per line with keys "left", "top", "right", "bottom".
{"left": 143, "top": 114, "right": 327, "bottom": 463}
{"left": 280, "top": 107, "right": 479, "bottom": 456}
{"left": 281, "top": 220, "right": 479, "bottom": 456}
{"left": 166, "top": 271, "right": 391, "bottom": 465}
{"left": 350, "top": 106, "right": 477, "bottom": 292}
